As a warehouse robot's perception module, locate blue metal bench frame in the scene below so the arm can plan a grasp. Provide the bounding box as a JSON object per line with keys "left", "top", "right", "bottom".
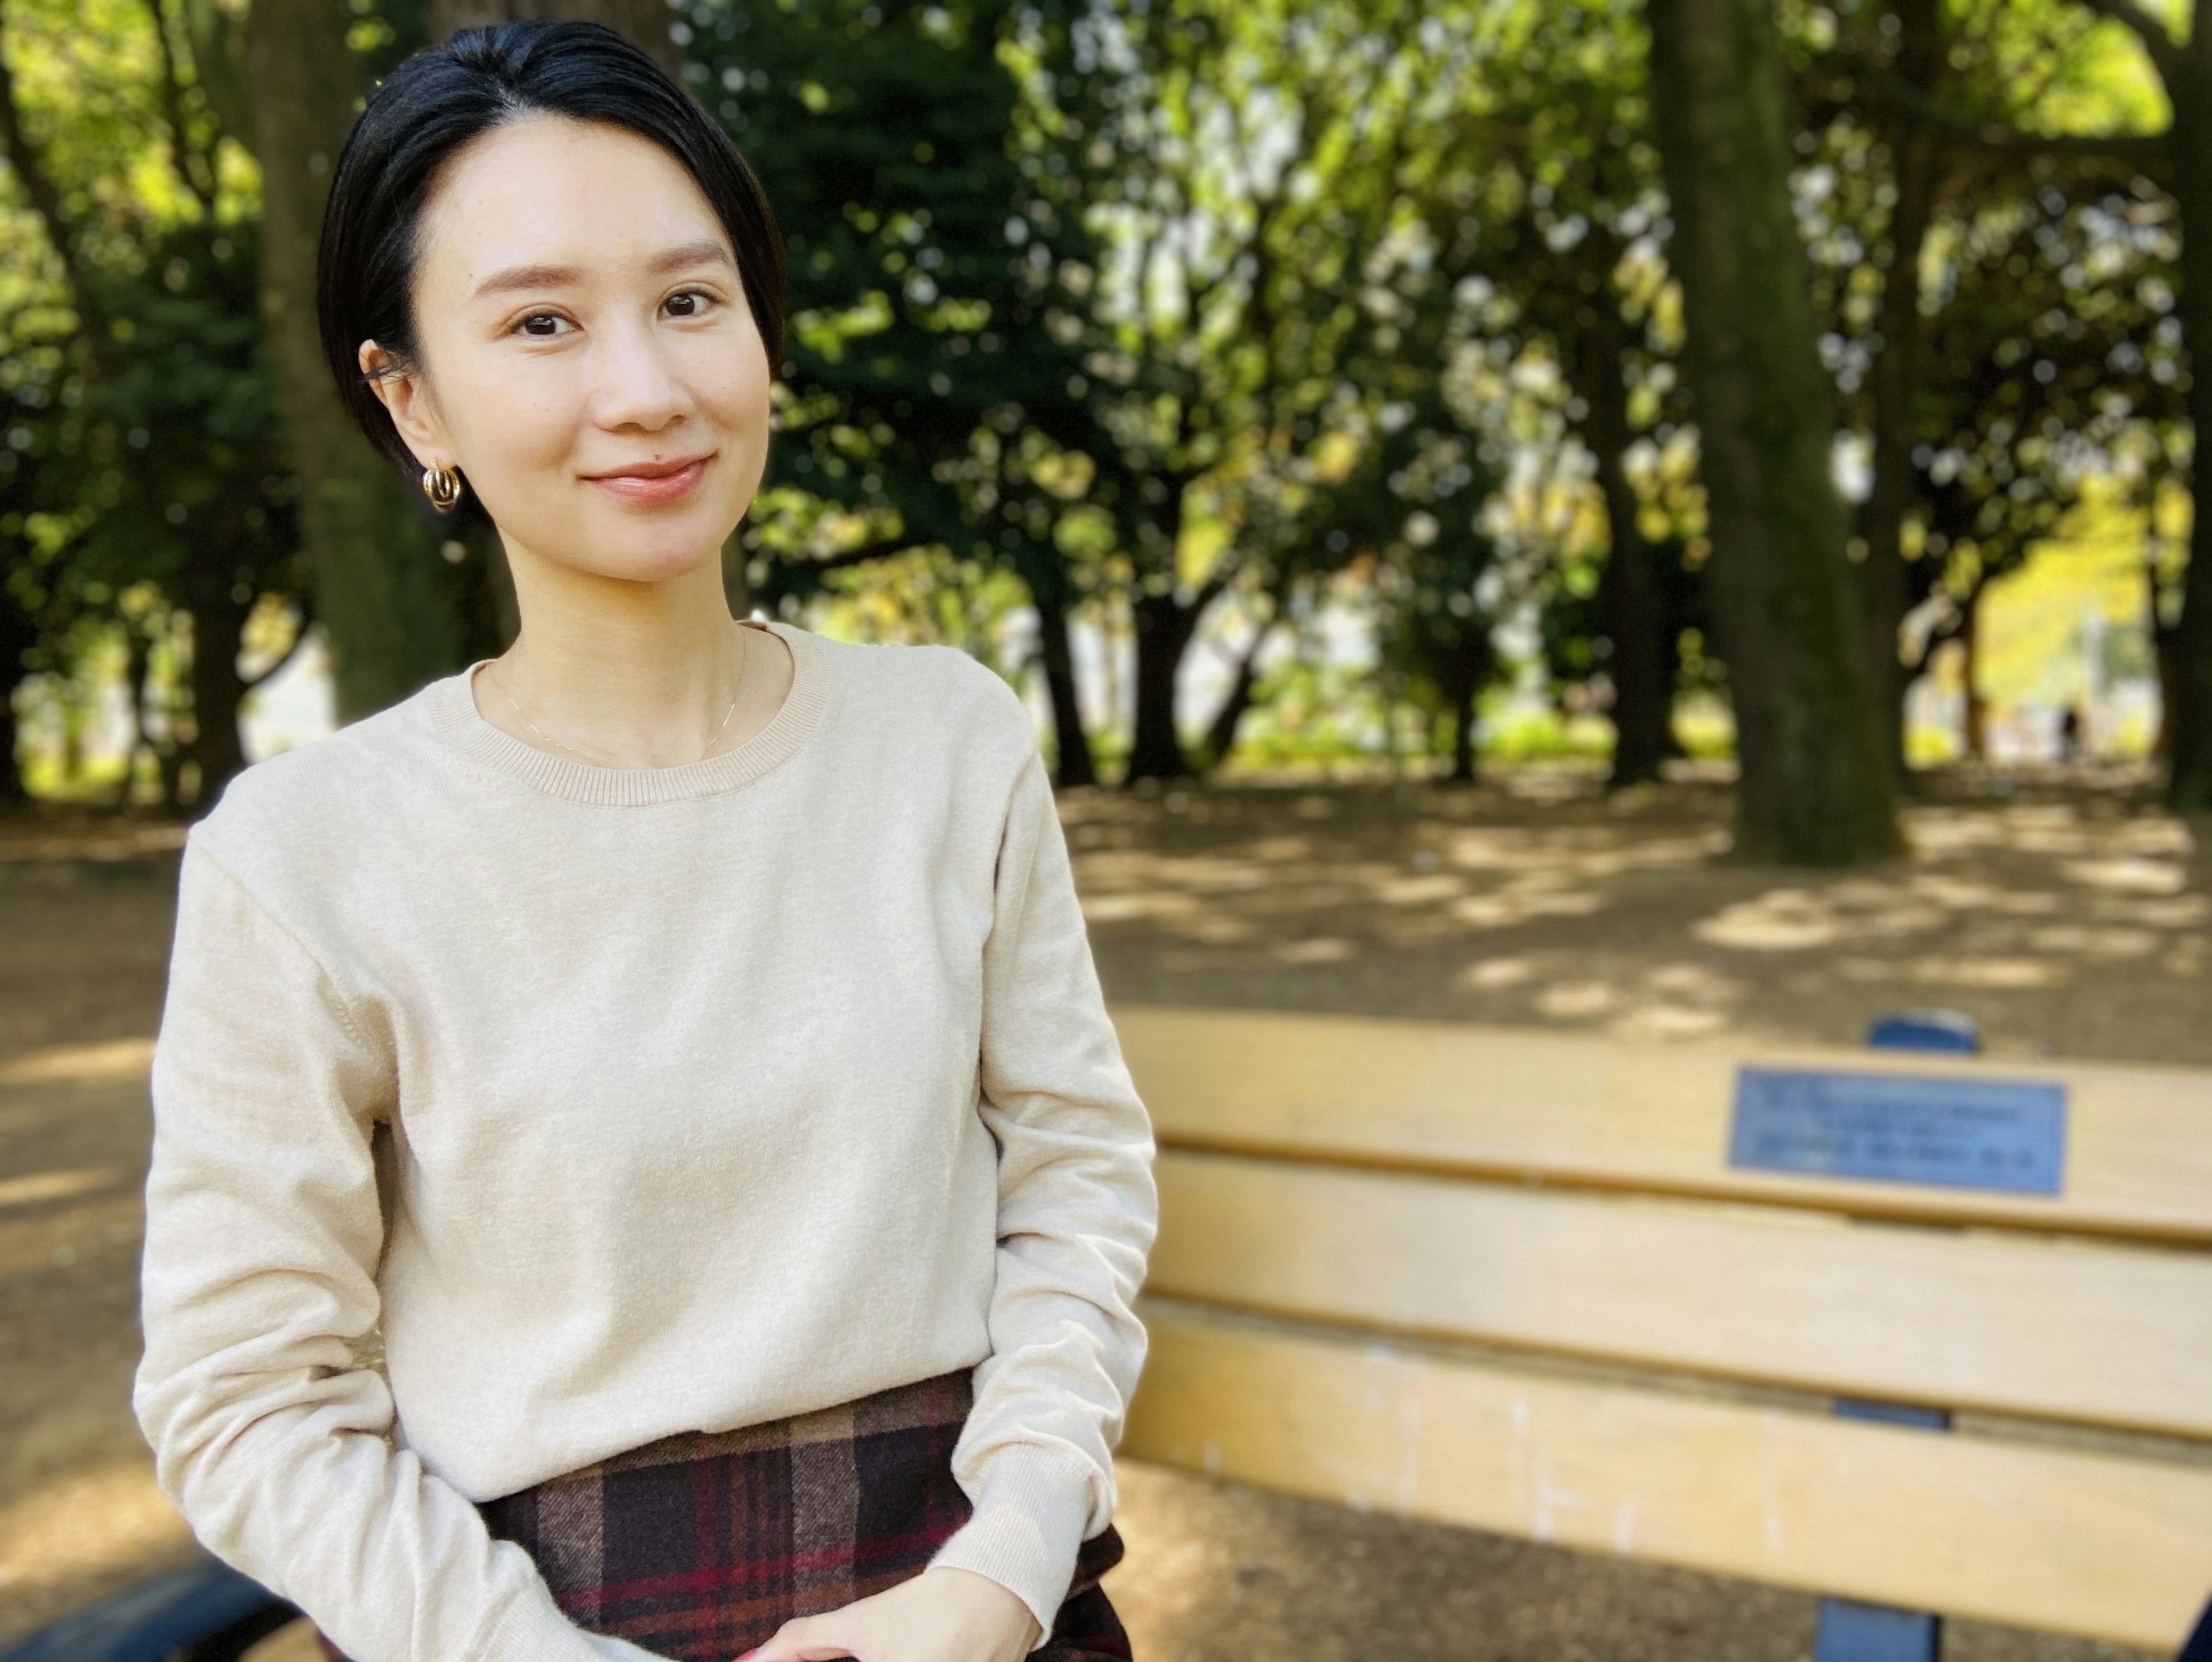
{"left": 1808, "top": 1010, "right": 1980, "bottom": 1662}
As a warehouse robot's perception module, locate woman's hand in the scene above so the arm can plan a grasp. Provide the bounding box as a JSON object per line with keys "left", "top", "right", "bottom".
{"left": 734, "top": 1565, "right": 1043, "bottom": 1662}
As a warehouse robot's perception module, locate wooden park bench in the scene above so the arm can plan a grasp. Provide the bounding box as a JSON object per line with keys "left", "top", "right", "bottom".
{"left": 1112, "top": 1004, "right": 2212, "bottom": 1658}
{"left": 13, "top": 1009, "right": 2207, "bottom": 1661}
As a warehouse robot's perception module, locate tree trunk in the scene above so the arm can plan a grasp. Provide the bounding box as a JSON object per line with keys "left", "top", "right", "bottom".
{"left": 2152, "top": 581, "right": 2180, "bottom": 760}
{"left": 0, "top": 579, "right": 28, "bottom": 802}
{"left": 1440, "top": 637, "right": 1488, "bottom": 785}
{"left": 59, "top": 679, "right": 85, "bottom": 788}
{"left": 0, "top": 680, "right": 22, "bottom": 804}
{"left": 1570, "top": 293, "right": 1669, "bottom": 788}
{"left": 147, "top": 637, "right": 188, "bottom": 807}
{"left": 1002, "top": 540, "right": 1094, "bottom": 788}
{"left": 1126, "top": 592, "right": 1199, "bottom": 781}
{"left": 1960, "top": 589, "right": 1986, "bottom": 759}
{"left": 1859, "top": 0, "right": 1944, "bottom": 781}
{"left": 180, "top": 563, "right": 250, "bottom": 812}
{"left": 1203, "top": 620, "right": 1271, "bottom": 771}
{"left": 247, "top": 1, "right": 464, "bottom": 722}
{"left": 1032, "top": 589, "right": 1095, "bottom": 789}
{"left": 1645, "top": 0, "right": 1903, "bottom": 864}
{"left": 0, "top": 691, "right": 21, "bottom": 804}
{"left": 431, "top": 0, "right": 684, "bottom": 74}
{"left": 121, "top": 620, "right": 152, "bottom": 804}
{"left": 2166, "top": 34, "right": 2212, "bottom": 809}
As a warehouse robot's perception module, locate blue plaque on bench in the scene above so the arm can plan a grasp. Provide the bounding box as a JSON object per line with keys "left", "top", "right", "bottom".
{"left": 1728, "top": 1067, "right": 2066, "bottom": 1195}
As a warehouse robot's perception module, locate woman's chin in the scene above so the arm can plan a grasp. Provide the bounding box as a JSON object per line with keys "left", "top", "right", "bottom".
{"left": 525, "top": 544, "right": 719, "bottom": 589}
{"left": 512, "top": 510, "right": 734, "bottom": 589}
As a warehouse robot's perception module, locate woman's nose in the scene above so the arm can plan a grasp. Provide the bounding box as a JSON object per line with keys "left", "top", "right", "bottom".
{"left": 587, "top": 315, "right": 694, "bottom": 432}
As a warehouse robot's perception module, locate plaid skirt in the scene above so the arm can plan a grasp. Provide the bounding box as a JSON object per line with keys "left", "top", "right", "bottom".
{"left": 316, "top": 1366, "right": 1131, "bottom": 1661}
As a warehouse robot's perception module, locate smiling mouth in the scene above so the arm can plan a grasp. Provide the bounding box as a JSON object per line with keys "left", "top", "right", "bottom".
{"left": 585, "top": 453, "right": 715, "bottom": 505}
{"left": 586, "top": 453, "right": 715, "bottom": 482}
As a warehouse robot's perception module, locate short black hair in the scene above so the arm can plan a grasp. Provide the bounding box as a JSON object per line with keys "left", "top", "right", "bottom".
{"left": 317, "top": 18, "right": 785, "bottom": 487}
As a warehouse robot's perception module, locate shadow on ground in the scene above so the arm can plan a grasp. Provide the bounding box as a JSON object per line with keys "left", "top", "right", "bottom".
{"left": 1071, "top": 763, "right": 2209, "bottom": 1067}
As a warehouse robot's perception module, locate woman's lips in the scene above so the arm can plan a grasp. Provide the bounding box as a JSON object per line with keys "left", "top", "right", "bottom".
{"left": 586, "top": 455, "right": 711, "bottom": 506}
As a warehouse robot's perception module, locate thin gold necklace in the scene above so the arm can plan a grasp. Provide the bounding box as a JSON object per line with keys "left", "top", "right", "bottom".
{"left": 487, "top": 626, "right": 748, "bottom": 766}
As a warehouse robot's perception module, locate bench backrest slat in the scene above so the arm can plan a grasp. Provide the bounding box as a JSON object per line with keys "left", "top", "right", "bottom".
{"left": 1117, "top": 1005, "right": 2212, "bottom": 1243}
{"left": 1151, "top": 1148, "right": 2212, "bottom": 1438}
{"left": 1126, "top": 1298, "right": 2212, "bottom": 1652}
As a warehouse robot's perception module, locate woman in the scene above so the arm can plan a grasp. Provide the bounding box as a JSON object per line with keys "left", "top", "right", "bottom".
{"left": 131, "top": 21, "right": 1157, "bottom": 1662}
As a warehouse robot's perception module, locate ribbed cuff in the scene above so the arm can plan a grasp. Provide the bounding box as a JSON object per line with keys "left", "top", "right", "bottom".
{"left": 925, "top": 1444, "right": 1099, "bottom": 1650}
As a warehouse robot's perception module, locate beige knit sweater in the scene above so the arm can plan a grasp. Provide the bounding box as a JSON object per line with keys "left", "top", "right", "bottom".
{"left": 132, "top": 620, "right": 1158, "bottom": 1662}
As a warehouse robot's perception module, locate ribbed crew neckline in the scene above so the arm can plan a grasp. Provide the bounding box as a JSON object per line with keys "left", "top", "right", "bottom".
{"left": 424, "top": 620, "right": 833, "bottom": 807}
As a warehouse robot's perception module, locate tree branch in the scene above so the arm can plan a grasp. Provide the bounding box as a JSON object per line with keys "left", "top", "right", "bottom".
{"left": 1188, "top": 550, "right": 1243, "bottom": 616}
{"left": 181, "top": 0, "right": 252, "bottom": 156}
{"left": 1968, "top": 124, "right": 2169, "bottom": 166}
{"left": 0, "top": 2, "right": 106, "bottom": 358}
{"left": 1854, "top": 59, "right": 2169, "bottom": 171}
{"left": 142, "top": 0, "right": 217, "bottom": 212}
{"left": 240, "top": 605, "right": 317, "bottom": 690}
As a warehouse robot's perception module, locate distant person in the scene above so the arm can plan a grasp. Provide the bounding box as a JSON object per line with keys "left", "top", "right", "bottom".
{"left": 2059, "top": 703, "right": 2084, "bottom": 763}
{"left": 131, "top": 23, "right": 1156, "bottom": 1662}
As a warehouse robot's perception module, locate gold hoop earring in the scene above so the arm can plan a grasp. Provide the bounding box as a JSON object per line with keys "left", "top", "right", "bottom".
{"left": 421, "top": 464, "right": 464, "bottom": 513}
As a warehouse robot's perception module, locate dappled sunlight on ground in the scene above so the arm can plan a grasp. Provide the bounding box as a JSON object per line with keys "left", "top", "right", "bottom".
{"left": 1069, "top": 764, "right": 2210, "bottom": 1066}
{"left": 0, "top": 1462, "right": 197, "bottom": 1642}
{"left": 0, "top": 1047, "right": 180, "bottom": 1646}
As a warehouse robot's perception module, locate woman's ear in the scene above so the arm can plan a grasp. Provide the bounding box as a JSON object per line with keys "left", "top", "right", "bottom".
{"left": 358, "top": 339, "right": 448, "bottom": 469}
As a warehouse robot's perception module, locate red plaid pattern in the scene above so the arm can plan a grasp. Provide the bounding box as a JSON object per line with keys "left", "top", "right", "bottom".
{"left": 316, "top": 1366, "right": 1131, "bottom": 1660}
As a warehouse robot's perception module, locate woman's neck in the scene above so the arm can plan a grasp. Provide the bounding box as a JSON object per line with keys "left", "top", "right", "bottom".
{"left": 474, "top": 537, "right": 793, "bottom": 768}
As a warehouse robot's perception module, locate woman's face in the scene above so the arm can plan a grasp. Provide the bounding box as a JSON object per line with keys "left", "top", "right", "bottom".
{"left": 363, "top": 115, "right": 771, "bottom": 587}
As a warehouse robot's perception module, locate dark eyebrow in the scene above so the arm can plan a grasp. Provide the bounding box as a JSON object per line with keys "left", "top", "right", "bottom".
{"left": 472, "top": 263, "right": 581, "bottom": 300}
{"left": 648, "top": 238, "right": 737, "bottom": 276}
{"left": 471, "top": 240, "right": 736, "bottom": 301}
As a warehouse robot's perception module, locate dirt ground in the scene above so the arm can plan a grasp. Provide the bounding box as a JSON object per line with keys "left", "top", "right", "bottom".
{"left": 0, "top": 765, "right": 2199, "bottom": 1658}
{"left": 1069, "top": 762, "right": 2210, "bottom": 1069}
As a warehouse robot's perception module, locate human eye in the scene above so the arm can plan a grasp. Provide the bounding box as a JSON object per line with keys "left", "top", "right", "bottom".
{"left": 511, "top": 311, "right": 574, "bottom": 339}
{"left": 664, "top": 287, "right": 722, "bottom": 320}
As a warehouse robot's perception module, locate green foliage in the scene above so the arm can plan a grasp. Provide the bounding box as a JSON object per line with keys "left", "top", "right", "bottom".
{"left": 677, "top": 0, "right": 1099, "bottom": 635}
{"left": 1903, "top": 174, "right": 2175, "bottom": 641}
{"left": 0, "top": 0, "right": 293, "bottom": 801}
{"left": 1022, "top": 0, "right": 1524, "bottom": 774}
{"left": 2, "top": 217, "right": 294, "bottom": 703}
{"left": 0, "top": 0, "right": 2196, "bottom": 823}
{"left": 78, "top": 221, "right": 297, "bottom": 603}
{"left": 1781, "top": 0, "right": 2187, "bottom": 718}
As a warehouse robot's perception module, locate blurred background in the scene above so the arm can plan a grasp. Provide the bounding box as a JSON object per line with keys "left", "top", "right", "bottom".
{"left": 2, "top": 0, "right": 2209, "bottom": 826}
{"left": 1, "top": 0, "right": 2207, "bottom": 1659}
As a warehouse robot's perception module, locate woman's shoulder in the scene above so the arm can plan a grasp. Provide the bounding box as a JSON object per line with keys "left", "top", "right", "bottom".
{"left": 806, "top": 631, "right": 1036, "bottom": 755}
{"left": 187, "top": 683, "right": 449, "bottom": 885}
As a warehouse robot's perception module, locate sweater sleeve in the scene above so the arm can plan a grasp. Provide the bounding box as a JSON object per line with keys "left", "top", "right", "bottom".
{"left": 922, "top": 739, "right": 1160, "bottom": 1645}
{"left": 132, "top": 839, "right": 666, "bottom": 1662}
